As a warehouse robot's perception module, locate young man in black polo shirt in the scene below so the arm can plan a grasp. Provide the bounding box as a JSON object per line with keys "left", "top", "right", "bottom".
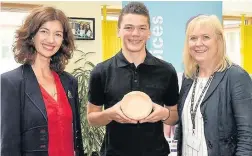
{"left": 87, "top": 2, "right": 179, "bottom": 156}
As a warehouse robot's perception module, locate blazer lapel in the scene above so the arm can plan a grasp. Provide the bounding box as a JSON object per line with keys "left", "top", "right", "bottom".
{"left": 201, "top": 70, "right": 227, "bottom": 105}
{"left": 179, "top": 78, "right": 193, "bottom": 117}
{"left": 179, "top": 69, "right": 228, "bottom": 117}
{"left": 23, "top": 64, "right": 47, "bottom": 121}
{"left": 58, "top": 72, "right": 77, "bottom": 130}
{"left": 59, "top": 73, "right": 74, "bottom": 108}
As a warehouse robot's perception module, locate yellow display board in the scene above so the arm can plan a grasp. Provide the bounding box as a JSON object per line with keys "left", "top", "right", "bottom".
{"left": 241, "top": 15, "right": 252, "bottom": 74}
{"left": 102, "top": 20, "right": 121, "bottom": 61}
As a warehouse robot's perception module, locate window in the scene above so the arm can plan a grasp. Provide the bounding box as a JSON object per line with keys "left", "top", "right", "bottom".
{"left": 224, "top": 20, "right": 241, "bottom": 66}
{"left": 0, "top": 11, "right": 28, "bottom": 74}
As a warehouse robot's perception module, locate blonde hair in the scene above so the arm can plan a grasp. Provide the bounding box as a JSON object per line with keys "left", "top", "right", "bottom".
{"left": 183, "top": 15, "right": 231, "bottom": 79}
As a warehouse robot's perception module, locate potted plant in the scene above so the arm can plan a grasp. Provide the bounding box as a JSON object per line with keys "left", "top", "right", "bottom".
{"left": 71, "top": 49, "right": 105, "bottom": 156}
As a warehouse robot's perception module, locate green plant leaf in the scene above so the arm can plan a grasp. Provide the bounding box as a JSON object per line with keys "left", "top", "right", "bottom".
{"left": 72, "top": 50, "right": 105, "bottom": 155}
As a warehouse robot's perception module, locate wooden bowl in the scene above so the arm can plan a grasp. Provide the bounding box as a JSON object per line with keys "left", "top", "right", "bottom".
{"left": 120, "top": 91, "right": 153, "bottom": 120}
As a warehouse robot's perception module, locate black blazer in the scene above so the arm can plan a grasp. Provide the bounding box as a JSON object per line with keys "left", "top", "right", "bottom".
{"left": 1, "top": 64, "right": 84, "bottom": 156}
{"left": 175, "top": 64, "right": 252, "bottom": 156}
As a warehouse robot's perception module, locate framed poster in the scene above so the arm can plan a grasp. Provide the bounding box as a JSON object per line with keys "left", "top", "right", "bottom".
{"left": 69, "top": 17, "right": 95, "bottom": 40}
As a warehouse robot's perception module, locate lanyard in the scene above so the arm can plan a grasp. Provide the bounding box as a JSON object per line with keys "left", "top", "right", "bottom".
{"left": 190, "top": 74, "right": 213, "bottom": 134}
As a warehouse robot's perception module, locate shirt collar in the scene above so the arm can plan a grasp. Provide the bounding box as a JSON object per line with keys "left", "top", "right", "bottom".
{"left": 116, "top": 49, "right": 156, "bottom": 68}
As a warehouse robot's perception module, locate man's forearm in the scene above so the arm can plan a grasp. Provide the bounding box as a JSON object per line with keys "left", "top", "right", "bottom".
{"left": 87, "top": 109, "right": 112, "bottom": 126}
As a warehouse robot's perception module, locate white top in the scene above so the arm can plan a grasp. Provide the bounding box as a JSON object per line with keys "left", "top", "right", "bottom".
{"left": 182, "top": 77, "right": 211, "bottom": 156}
{"left": 79, "top": 29, "right": 85, "bottom": 37}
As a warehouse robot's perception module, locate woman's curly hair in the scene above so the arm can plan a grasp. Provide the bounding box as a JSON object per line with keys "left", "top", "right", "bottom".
{"left": 13, "top": 6, "right": 75, "bottom": 73}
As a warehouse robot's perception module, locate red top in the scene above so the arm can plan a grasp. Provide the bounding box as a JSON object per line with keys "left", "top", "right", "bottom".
{"left": 40, "top": 72, "right": 74, "bottom": 156}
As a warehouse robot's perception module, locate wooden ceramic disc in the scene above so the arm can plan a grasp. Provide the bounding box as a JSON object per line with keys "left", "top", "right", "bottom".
{"left": 120, "top": 91, "right": 153, "bottom": 120}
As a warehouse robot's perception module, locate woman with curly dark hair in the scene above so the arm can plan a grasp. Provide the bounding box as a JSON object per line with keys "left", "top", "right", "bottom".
{"left": 1, "top": 6, "right": 84, "bottom": 156}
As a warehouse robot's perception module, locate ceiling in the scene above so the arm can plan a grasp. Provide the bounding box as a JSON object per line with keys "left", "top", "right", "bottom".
{"left": 223, "top": 1, "right": 252, "bottom": 16}
{"left": 101, "top": 1, "right": 252, "bottom": 17}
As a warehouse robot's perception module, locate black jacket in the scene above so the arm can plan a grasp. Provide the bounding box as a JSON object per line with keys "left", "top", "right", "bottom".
{"left": 175, "top": 64, "right": 252, "bottom": 156}
{"left": 1, "top": 64, "right": 84, "bottom": 156}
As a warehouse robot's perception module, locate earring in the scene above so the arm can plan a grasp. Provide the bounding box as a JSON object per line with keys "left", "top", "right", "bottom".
{"left": 31, "top": 37, "right": 35, "bottom": 44}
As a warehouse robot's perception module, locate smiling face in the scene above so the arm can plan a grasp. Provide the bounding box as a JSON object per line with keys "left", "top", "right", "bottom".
{"left": 33, "top": 20, "right": 63, "bottom": 60}
{"left": 118, "top": 14, "right": 150, "bottom": 54}
{"left": 188, "top": 24, "right": 218, "bottom": 65}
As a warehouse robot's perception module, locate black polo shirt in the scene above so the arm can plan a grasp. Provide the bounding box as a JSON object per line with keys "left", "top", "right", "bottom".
{"left": 88, "top": 50, "right": 179, "bottom": 156}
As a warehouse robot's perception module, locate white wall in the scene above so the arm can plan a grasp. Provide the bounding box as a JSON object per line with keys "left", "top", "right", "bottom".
{"left": 20, "top": 1, "right": 103, "bottom": 72}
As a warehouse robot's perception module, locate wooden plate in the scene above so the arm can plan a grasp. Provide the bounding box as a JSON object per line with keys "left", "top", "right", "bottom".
{"left": 120, "top": 91, "right": 153, "bottom": 120}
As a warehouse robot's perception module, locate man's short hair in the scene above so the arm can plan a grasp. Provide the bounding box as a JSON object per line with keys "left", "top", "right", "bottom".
{"left": 118, "top": 2, "right": 150, "bottom": 28}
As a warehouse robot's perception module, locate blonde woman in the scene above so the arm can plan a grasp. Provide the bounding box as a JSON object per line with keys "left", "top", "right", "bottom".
{"left": 175, "top": 15, "right": 252, "bottom": 156}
